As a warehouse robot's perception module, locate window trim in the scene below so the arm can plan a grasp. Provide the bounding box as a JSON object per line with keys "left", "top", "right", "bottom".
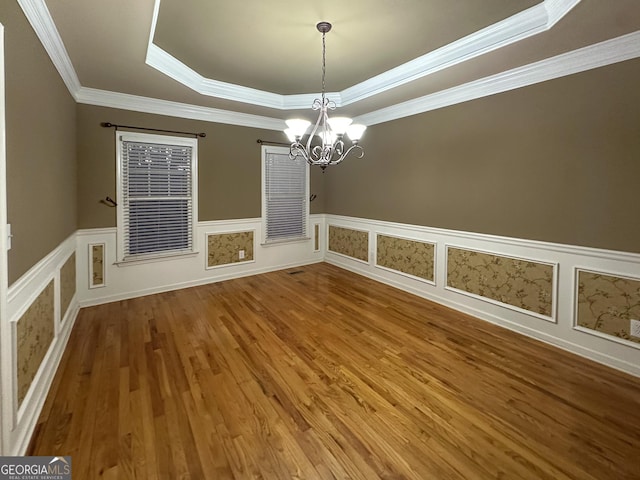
{"left": 115, "top": 131, "right": 199, "bottom": 263}
{"left": 261, "top": 145, "right": 310, "bottom": 245}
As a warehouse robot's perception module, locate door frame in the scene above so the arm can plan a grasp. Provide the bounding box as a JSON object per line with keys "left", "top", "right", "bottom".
{"left": 0, "top": 21, "right": 10, "bottom": 455}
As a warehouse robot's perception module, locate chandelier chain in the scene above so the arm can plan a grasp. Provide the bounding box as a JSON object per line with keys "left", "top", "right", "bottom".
{"left": 321, "top": 30, "right": 326, "bottom": 103}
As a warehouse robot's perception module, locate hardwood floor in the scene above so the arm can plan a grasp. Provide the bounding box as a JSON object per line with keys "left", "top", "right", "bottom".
{"left": 29, "top": 263, "right": 640, "bottom": 479}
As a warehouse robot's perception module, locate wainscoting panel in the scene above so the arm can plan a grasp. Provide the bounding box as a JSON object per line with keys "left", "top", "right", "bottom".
{"left": 206, "top": 230, "right": 254, "bottom": 268}
{"left": 575, "top": 269, "right": 640, "bottom": 347}
{"left": 376, "top": 234, "right": 435, "bottom": 283}
{"left": 16, "top": 281, "right": 54, "bottom": 407}
{"left": 324, "top": 214, "right": 640, "bottom": 377}
{"left": 89, "top": 243, "right": 105, "bottom": 288}
{"left": 76, "top": 215, "right": 325, "bottom": 307}
{"left": 6, "top": 234, "right": 79, "bottom": 455}
{"left": 446, "top": 246, "right": 555, "bottom": 322}
{"left": 59, "top": 252, "right": 76, "bottom": 319}
{"left": 328, "top": 225, "right": 369, "bottom": 262}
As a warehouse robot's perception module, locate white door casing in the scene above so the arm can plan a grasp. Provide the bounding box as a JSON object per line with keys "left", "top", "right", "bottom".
{"left": 0, "top": 22, "right": 10, "bottom": 455}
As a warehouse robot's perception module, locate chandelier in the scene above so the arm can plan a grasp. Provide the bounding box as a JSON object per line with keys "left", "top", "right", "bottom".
{"left": 284, "top": 22, "right": 366, "bottom": 170}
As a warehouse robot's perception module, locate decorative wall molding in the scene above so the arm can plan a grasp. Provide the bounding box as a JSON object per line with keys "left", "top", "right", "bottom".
{"left": 375, "top": 233, "right": 436, "bottom": 285}
{"left": 206, "top": 230, "right": 256, "bottom": 269}
{"left": 13, "top": 295, "right": 78, "bottom": 456}
{"left": 314, "top": 224, "right": 320, "bottom": 252}
{"left": 574, "top": 268, "right": 640, "bottom": 350}
{"left": 324, "top": 214, "right": 640, "bottom": 378}
{"left": 5, "top": 212, "right": 640, "bottom": 455}
{"left": 445, "top": 245, "right": 557, "bottom": 323}
{"left": 8, "top": 234, "right": 76, "bottom": 322}
{"left": 77, "top": 215, "right": 325, "bottom": 307}
{"left": 5, "top": 234, "right": 79, "bottom": 455}
{"left": 16, "top": 280, "right": 54, "bottom": 407}
{"left": 59, "top": 252, "right": 76, "bottom": 320}
{"left": 327, "top": 225, "right": 370, "bottom": 263}
{"left": 89, "top": 243, "right": 105, "bottom": 289}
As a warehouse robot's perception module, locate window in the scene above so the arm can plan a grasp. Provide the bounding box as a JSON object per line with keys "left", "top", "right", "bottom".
{"left": 116, "top": 132, "right": 198, "bottom": 262}
{"left": 261, "top": 146, "right": 309, "bottom": 244}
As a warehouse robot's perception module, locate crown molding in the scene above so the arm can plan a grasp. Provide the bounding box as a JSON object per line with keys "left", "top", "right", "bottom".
{"left": 16, "top": 0, "right": 81, "bottom": 97}
{"left": 545, "top": 0, "right": 581, "bottom": 25}
{"left": 17, "top": 0, "right": 639, "bottom": 133}
{"left": 75, "top": 87, "right": 286, "bottom": 131}
{"left": 354, "top": 30, "right": 640, "bottom": 126}
{"left": 146, "top": 43, "right": 344, "bottom": 111}
{"left": 146, "top": 43, "right": 285, "bottom": 109}
{"left": 145, "top": 0, "right": 581, "bottom": 108}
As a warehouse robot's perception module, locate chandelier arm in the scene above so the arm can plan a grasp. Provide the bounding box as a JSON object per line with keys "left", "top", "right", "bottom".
{"left": 306, "top": 104, "right": 330, "bottom": 163}
{"left": 330, "top": 144, "right": 365, "bottom": 166}
{"left": 289, "top": 142, "right": 311, "bottom": 163}
{"left": 332, "top": 139, "right": 345, "bottom": 159}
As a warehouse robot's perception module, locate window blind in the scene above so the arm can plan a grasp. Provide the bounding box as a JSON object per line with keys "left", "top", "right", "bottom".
{"left": 264, "top": 151, "right": 307, "bottom": 242}
{"left": 121, "top": 140, "right": 193, "bottom": 258}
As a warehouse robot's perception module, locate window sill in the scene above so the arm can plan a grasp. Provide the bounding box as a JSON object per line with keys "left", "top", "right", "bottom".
{"left": 261, "top": 236, "right": 311, "bottom": 247}
{"left": 114, "top": 251, "right": 199, "bottom": 267}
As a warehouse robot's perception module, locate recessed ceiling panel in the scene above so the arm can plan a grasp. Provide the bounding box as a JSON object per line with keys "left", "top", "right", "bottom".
{"left": 153, "top": 0, "right": 540, "bottom": 95}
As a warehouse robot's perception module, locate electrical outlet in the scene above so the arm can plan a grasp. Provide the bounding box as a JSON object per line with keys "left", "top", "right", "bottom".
{"left": 238, "top": 249, "right": 245, "bottom": 260}
{"left": 630, "top": 319, "right": 640, "bottom": 338}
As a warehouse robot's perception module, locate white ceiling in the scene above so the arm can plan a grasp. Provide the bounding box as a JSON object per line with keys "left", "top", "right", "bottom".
{"left": 19, "top": 0, "right": 640, "bottom": 130}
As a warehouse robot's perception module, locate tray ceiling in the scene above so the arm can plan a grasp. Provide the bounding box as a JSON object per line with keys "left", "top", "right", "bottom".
{"left": 33, "top": 0, "right": 640, "bottom": 126}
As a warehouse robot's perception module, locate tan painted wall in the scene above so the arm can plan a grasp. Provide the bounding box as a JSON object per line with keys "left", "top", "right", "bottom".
{"left": 77, "top": 105, "right": 326, "bottom": 229}
{"left": 324, "top": 58, "right": 640, "bottom": 254}
{"left": 2, "top": 2, "right": 77, "bottom": 284}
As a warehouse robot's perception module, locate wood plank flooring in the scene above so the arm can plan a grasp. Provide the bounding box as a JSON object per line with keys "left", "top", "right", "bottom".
{"left": 29, "top": 263, "right": 640, "bottom": 479}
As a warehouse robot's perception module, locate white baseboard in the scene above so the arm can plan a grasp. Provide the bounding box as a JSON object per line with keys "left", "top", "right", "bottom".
{"left": 78, "top": 259, "right": 323, "bottom": 308}
{"left": 324, "top": 214, "right": 640, "bottom": 378}
{"left": 76, "top": 216, "right": 326, "bottom": 307}
{"left": 12, "top": 299, "right": 78, "bottom": 455}
{"left": 326, "top": 256, "right": 640, "bottom": 377}
{"left": 5, "top": 212, "right": 639, "bottom": 457}
{"left": 5, "top": 233, "right": 79, "bottom": 455}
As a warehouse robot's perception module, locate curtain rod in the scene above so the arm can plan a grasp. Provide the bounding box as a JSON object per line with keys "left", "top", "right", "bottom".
{"left": 257, "top": 139, "right": 290, "bottom": 147}
{"left": 101, "top": 122, "right": 206, "bottom": 138}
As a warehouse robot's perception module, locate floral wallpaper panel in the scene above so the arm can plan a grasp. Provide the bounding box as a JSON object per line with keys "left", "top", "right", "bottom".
{"left": 447, "top": 247, "right": 554, "bottom": 318}
{"left": 17, "top": 280, "right": 55, "bottom": 406}
{"left": 208, "top": 231, "right": 254, "bottom": 268}
{"left": 91, "top": 244, "right": 104, "bottom": 287}
{"left": 376, "top": 234, "right": 435, "bottom": 282}
{"left": 328, "top": 225, "right": 369, "bottom": 262}
{"left": 60, "top": 252, "right": 76, "bottom": 318}
{"left": 577, "top": 270, "right": 640, "bottom": 345}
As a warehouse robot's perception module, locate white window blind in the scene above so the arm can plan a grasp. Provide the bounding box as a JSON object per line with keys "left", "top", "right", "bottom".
{"left": 118, "top": 134, "right": 196, "bottom": 261}
{"left": 263, "top": 148, "right": 308, "bottom": 243}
